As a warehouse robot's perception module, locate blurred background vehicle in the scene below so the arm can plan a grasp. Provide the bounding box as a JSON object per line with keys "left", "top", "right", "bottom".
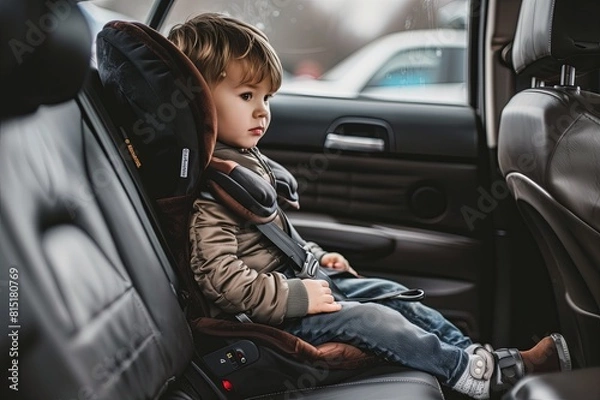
{"left": 83, "top": 0, "right": 469, "bottom": 105}
{"left": 279, "top": 29, "right": 467, "bottom": 104}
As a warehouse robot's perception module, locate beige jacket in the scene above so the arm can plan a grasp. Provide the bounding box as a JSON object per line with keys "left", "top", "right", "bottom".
{"left": 189, "top": 143, "right": 324, "bottom": 325}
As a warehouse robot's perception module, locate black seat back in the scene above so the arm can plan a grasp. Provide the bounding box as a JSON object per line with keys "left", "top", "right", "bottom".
{"left": 498, "top": 0, "right": 600, "bottom": 368}
{"left": 0, "top": 1, "right": 195, "bottom": 398}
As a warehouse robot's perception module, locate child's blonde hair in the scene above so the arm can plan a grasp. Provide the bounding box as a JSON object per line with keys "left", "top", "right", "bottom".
{"left": 168, "top": 13, "right": 282, "bottom": 92}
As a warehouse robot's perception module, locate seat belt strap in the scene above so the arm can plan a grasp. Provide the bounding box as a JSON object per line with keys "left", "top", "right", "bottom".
{"left": 256, "top": 222, "right": 319, "bottom": 279}
{"left": 258, "top": 214, "right": 425, "bottom": 302}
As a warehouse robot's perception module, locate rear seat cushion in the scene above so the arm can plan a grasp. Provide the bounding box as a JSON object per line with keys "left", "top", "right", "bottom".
{"left": 251, "top": 369, "right": 444, "bottom": 400}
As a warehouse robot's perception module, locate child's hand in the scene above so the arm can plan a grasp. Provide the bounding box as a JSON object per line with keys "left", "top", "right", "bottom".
{"left": 302, "top": 279, "right": 342, "bottom": 314}
{"left": 320, "top": 252, "right": 359, "bottom": 277}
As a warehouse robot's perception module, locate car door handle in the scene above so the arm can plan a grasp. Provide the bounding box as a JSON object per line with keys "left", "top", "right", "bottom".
{"left": 324, "top": 133, "right": 385, "bottom": 152}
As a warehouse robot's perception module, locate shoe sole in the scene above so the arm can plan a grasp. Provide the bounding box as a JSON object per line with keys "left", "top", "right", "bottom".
{"left": 550, "top": 333, "right": 572, "bottom": 372}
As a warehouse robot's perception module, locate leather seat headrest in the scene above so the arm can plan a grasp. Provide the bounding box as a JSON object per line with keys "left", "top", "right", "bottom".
{"left": 511, "top": 0, "right": 600, "bottom": 79}
{"left": 0, "top": 0, "right": 91, "bottom": 118}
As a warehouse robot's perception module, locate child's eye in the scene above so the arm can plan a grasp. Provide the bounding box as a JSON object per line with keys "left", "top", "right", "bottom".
{"left": 264, "top": 94, "right": 272, "bottom": 102}
{"left": 240, "top": 93, "right": 252, "bottom": 101}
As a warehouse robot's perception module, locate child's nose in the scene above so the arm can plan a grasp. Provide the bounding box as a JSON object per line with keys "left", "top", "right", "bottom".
{"left": 254, "top": 103, "right": 269, "bottom": 118}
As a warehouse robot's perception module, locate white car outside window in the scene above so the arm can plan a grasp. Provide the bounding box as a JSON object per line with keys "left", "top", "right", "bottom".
{"left": 279, "top": 29, "right": 467, "bottom": 105}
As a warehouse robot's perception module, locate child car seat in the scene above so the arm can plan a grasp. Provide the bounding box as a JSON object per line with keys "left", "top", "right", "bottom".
{"left": 93, "top": 20, "right": 439, "bottom": 397}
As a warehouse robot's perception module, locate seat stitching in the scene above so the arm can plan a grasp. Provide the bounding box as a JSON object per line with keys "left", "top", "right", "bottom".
{"left": 544, "top": 113, "right": 583, "bottom": 188}
{"left": 547, "top": 0, "right": 556, "bottom": 56}
{"left": 95, "top": 331, "right": 157, "bottom": 394}
{"left": 73, "top": 284, "right": 134, "bottom": 332}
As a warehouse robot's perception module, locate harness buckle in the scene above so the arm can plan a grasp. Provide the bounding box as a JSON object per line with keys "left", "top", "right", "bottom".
{"left": 297, "top": 251, "right": 319, "bottom": 279}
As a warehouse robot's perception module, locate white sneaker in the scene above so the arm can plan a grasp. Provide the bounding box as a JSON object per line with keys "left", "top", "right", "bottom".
{"left": 465, "top": 343, "right": 494, "bottom": 354}
{"left": 452, "top": 347, "right": 495, "bottom": 399}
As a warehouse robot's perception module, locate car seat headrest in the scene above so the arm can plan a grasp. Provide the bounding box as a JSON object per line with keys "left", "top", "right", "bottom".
{"left": 0, "top": 0, "right": 91, "bottom": 118}
{"left": 96, "top": 21, "right": 216, "bottom": 199}
{"left": 511, "top": 0, "right": 600, "bottom": 79}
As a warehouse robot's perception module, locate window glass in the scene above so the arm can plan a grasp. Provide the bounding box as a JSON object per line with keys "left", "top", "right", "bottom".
{"left": 89, "top": 0, "right": 155, "bottom": 22}
{"left": 162, "top": 0, "right": 469, "bottom": 105}
{"left": 367, "top": 49, "right": 447, "bottom": 88}
{"left": 79, "top": 0, "right": 156, "bottom": 67}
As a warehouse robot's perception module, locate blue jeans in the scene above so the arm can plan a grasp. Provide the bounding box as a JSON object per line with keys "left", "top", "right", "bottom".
{"left": 281, "top": 273, "right": 472, "bottom": 385}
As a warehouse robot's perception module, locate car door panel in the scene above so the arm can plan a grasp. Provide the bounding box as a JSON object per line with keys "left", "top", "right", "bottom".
{"left": 287, "top": 212, "right": 481, "bottom": 280}
{"left": 265, "top": 148, "right": 479, "bottom": 233}
{"left": 263, "top": 95, "right": 478, "bottom": 158}
{"left": 262, "top": 94, "right": 485, "bottom": 339}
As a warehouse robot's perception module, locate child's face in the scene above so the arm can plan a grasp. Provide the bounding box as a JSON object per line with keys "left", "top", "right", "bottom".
{"left": 210, "top": 61, "right": 274, "bottom": 149}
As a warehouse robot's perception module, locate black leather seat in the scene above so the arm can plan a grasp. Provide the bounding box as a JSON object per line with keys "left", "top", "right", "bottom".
{"left": 498, "top": 0, "right": 600, "bottom": 369}
{"left": 0, "top": 1, "right": 444, "bottom": 399}
{"left": 0, "top": 1, "right": 196, "bottom": 399}
{"left": 502, "top": 367, "right": 600, "bottom": 400}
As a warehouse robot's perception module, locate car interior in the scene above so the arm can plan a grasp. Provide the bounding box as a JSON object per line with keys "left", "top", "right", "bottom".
{"left": 1, "top": 0, "right": 600, "bottom": 400}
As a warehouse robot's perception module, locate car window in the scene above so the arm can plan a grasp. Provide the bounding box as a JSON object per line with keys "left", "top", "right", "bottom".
{"left": 88, "top": 0, "right": 155, "bottom": 22}
{"left": 161, "top": 0, "right": 470, "bottom": 105}
{"left": 79, "top": 0, "right": 156, "bottom": 67}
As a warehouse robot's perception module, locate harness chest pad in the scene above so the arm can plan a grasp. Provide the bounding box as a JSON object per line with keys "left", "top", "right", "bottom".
{"left": 205, "top": 155, "right": 300, "bottom": 224}
{"left": 206, "top": 157, "right": 278, "bottom": 224}
{"left": 265, "top": 157, "right": 300, "bottom": 210}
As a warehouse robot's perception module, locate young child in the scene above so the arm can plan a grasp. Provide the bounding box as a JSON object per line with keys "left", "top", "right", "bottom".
{"left": 168, "top": 13, "right": 571, "bottom": 399}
